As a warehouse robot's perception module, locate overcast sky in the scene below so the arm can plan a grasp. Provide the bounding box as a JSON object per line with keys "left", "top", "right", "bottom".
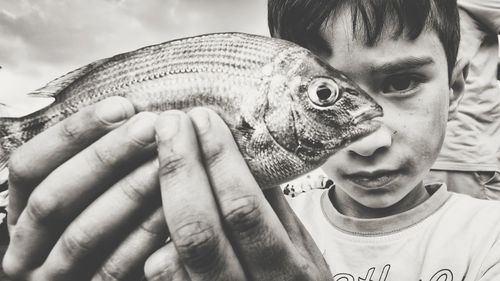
{"left": 0, "top": 0, "right": 268, "bottom": 113}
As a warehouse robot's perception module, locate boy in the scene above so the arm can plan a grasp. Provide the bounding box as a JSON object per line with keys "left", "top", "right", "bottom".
{"left": 3, "top": 1, "right": 500, "bottom": 281}
{"left": 269, "top": 0, "right": 500, "bottom": 279}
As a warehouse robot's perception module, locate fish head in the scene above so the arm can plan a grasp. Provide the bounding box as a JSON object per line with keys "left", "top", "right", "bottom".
{"left": 264, "top": 50, "right": 383, "bottom": 166}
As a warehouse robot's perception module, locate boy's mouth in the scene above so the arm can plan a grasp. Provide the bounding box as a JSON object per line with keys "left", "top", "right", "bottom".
{"left": 344, "top": 169, "right": 401, "bottom": 188}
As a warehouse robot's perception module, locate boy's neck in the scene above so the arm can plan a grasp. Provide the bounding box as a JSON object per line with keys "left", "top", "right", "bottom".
{"left": 330, "top": 182, "right": 431, "bottom": 219}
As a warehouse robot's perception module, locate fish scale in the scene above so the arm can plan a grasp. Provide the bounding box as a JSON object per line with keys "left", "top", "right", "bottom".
{"left": 0, "top": 32, "right": 382, "bottom": 187}
{"left": 87, "top": 50, "right": 271, "bottom": 93}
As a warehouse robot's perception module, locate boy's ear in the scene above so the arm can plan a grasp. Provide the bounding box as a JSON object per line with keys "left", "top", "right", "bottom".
{"left": 448, "top": 58, "right": 469, "bottom": 119}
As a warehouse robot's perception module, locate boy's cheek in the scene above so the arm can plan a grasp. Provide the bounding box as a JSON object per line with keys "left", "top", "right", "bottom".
{"left": 404, "top": 111, "right": 447, "bottom": 155}
{"left": 321, "top": 152, "right": 356, "bottom": 184}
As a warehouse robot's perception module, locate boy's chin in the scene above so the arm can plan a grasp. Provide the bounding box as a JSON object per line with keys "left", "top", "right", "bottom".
{"left": 351, "top": 187, "right": 413, "bottom": 210}
{"left": 357, "top": 195, "right": 404, "bottom": 210}
{"left": 351, "top": 183, "right": 426, "bottom": 214}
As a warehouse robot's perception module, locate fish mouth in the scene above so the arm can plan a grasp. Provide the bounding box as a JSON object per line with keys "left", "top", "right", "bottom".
{"left": 351, "top": 105, "right": 383, "bottom": 125}
{"left": 320, "top": 106, "right": 382, "bottom": 152}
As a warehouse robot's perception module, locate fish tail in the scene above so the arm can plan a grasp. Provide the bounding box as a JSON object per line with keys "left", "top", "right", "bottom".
{"left": 0, "top": 121, "right": 13, "bottom": 171}
{"left": 0, "top": 112, "right": 20, "bottom": 171}
{"left": 0, "top": 108, "right": 9, "bottom": 207}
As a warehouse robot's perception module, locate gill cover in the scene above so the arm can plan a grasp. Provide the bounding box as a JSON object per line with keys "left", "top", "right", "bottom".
{"left": 264, "top": 72, "right": 344, "bottom": 159}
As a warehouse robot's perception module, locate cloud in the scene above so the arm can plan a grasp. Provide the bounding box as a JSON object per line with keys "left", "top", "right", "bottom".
{"left": 0, "top": 0, "right": 268, "bottom": 67}
{"left": 0, "top": 0, "right": 268, "bottom": 98}
{"left": 0, "top": 0, "right": 174, "bottom": 68}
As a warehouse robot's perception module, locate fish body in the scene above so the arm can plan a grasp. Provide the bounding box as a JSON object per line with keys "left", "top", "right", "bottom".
{"left": 0, "top": 32, "right": 382, "bottom": 187}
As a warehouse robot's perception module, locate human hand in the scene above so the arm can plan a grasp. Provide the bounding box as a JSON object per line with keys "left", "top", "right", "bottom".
{"left": 144, "top": 108, "right": 331, "bottom": 281}
{"left": 3, "top": 97, "right": 169, "bottom": 280}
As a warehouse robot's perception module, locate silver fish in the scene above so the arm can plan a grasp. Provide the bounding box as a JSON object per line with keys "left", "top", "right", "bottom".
{"left": 0, "top": 32, "right": 382, "bottom": 187}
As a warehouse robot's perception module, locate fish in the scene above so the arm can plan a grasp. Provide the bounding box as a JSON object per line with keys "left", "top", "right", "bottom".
{"left": 0, "top": 32, "right": 382, "bottom": 188}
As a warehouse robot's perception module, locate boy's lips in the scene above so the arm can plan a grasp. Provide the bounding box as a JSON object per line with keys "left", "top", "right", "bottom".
{"left": 343, "top": 169, "right": 401, "bottom": 189}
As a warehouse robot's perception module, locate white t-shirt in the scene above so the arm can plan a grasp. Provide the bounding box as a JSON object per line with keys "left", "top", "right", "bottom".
{"left": 287, "top": 184, "right": 500, "bottom": 280}
{"left": 433, "top": 0, "right": 500, "bottom": 172}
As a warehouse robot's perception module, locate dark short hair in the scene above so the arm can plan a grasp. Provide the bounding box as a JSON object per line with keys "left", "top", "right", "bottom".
{"left": 268, "top": 0, "right": 460, "bottom": 81}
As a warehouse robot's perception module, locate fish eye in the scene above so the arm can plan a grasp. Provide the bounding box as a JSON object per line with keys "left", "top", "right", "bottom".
{"left": 308, "top": 78, "right": 339, "bottom": 107}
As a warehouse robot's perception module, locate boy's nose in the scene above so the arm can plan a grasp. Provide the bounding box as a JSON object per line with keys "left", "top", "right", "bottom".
{"left": 348, "top": 126, "right": 392, "bottom": 157}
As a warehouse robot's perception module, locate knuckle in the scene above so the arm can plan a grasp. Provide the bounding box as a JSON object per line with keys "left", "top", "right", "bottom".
{"left": 172, "top": 220, "right": 220, "bottom": 272}
{"left": 58, "top": 117, "right": 83, "bottom": 142}
{"left": 59, "top": 225, "right": 94, "bottom": 260}
{"left": 201, "top": 136, "right": 227, "bottom": 166}
{"left": 8, "top": 150, "right": 33, "bottom": 186}
{"left": 94, "top": 262, "right": 122, "bottom": 281}
{"left": 145, "top": 262, "right": 183, "bottom": 281}
{"left": 157, "top": 150, "right": 191, "bottom": 179}
{"left": 25, "top": 191, "right": 61, "bottom": 224}
{"left": 139, "top": 211, "right": 167, "bottom": 237}
{"left": 144, "top": 248, "right": 185, "bottom": 281}
{"left": 91, "top": 145, "right": 118, "bottom": 168}
{"left": 222, "top": 193, "right": 261, "bottom": 233}
{"left": 119, "top": 174, "right": 149, "bottom": 203}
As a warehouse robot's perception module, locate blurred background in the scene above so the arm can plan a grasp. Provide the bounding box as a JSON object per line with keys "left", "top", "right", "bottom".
{"left": 0, "top": 0, "right": 268, "bottom": 115}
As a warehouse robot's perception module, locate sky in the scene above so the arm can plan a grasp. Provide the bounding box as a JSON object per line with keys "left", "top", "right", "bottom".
{"left": 0, "top": 0, "right": 268, "bottom": 115}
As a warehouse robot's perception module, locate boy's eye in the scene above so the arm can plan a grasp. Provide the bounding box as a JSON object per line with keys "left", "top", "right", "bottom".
{"left": 381, "top": 75, "right": 421, "bottom": 94}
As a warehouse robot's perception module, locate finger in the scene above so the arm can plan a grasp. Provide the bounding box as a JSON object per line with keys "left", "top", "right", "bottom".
{"left": 264, "top": 186, "right": 330, "bottom": 273}
{"left": 144, "top": 242, "right": 190, "bottom": 281}
{"left": 155, "top": 110, "right": 246, "bottom": 281}
{"left": 3, "top": 112, "right": 157, "bottom": 277}
{"left": 93, "top": 208, "right": 168, "bottom": 281}
{"left": 38, "top": 156, "right": 161, "bottom": 280}
{"left": 188, "top": 108, "right": 306, "bottom": 280}
{"left": 7, "top": 96, "right": 135, "bottom": 227}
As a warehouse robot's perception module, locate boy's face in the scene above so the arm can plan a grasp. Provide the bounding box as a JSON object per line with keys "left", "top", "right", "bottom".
{"left": 320, "top": 11, "right": 455, "bottom": 211}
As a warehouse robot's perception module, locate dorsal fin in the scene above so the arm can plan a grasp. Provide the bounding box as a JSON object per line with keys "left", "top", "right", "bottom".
{"left": 27, "top": 57, "right": 110, "bottom": 98}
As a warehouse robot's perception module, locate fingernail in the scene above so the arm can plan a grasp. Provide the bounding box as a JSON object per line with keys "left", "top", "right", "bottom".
{"left": 96, "top": 97, "right": 135, "bottom": 124}
{"left": 155, "top": 111, "right": 181, "bottom": 140}
{"left": 189, "top": 108, "right": 211, "bottom": 134}
{"left": 128, "top": 113, "right": 158, "bottom": 144}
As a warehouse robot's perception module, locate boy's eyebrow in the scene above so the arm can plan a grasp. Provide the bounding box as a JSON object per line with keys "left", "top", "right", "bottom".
{"left": 369, "top": 57, "right": 435, "bottom": 74}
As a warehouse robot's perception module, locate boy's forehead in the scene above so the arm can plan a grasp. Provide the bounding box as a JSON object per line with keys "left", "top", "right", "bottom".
{"left": 323, "top": 8, "right": 400, "bottom": 49}
{"left": 320, "top": 10, "right": 445, "bottom": 73}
